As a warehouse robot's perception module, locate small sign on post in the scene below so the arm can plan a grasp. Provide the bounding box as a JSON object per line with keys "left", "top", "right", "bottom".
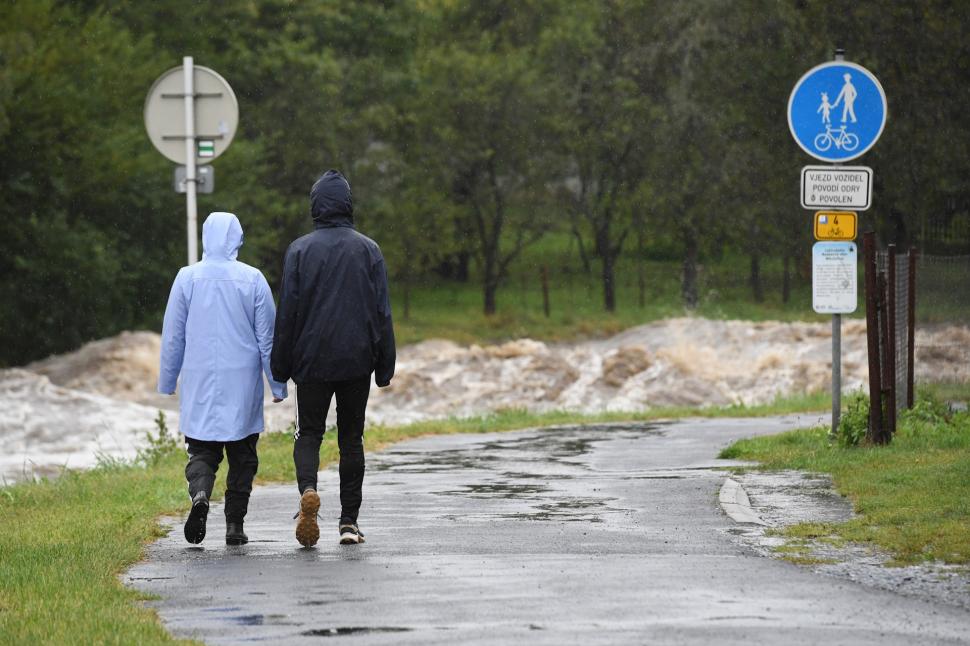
{"left": 175, "top": 165, "right": 214, "bottom": 194}
{"left": 801, "top": 165, "right": 872, "bottom": 210}
{"left": 814, "top": 211, "right": 857, "bottom": 241}
{"left": 812, "top": 242, "right": 858, "bottom": 314}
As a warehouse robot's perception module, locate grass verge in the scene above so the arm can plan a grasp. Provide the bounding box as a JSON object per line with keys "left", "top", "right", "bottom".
{"left": 720, "top": 395, "right": 970, "bottom": 566}
{"left": 0, "top": 393, "right": 827, "bottom": 644}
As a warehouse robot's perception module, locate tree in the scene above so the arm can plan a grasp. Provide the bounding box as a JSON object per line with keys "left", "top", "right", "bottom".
{"left": 412, "top": 3, "right": 556, "bottom": 315}
{"left": 356, "top": 145, "right": 458, "bottom": 321}
{"left": 540, "top": 1, "right": 664, "bottom": 311}
{"left": 644, "top": 2, "right": 731, "bottom": 308}
{"left": 707, "top": 1, "right": 812, "bottom": 303}
{"left": 0, "top": 1, "right": 176, "bottom": 364}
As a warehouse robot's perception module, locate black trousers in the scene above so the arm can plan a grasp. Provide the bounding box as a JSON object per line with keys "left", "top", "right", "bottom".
{"left": 185, "top": 433, "right": 259, "bottom": 524}
{"left": 293, "top": 376, "right": 370, "bottom": 523}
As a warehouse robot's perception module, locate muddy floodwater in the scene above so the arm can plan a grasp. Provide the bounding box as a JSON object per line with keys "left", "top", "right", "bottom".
{"left": 2, "top": 318, "right": 967, "bottom": 483}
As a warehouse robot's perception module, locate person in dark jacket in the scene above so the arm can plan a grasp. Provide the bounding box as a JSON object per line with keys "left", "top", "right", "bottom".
{"left": 271, "top": 169, "right": 395, "bottom": 547}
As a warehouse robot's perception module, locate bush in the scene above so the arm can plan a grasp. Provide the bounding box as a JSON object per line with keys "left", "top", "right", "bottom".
{"left": 900, "top": 389, "right": 950, "bottom": 426}
{"left": 137, "top": 411, "right": 181, "bottom": 466}
{"left": 837, "top": 391, "right": 869, "bottom": 447}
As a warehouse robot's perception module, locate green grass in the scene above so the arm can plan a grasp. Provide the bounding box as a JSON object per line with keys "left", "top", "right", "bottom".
{"left": 391, "top": 244, "right": 842, "bottom": 346}
{"left": 919, "top": 380, "right": 970, "bottom": 403}
{"left": 720, "top": 399, "right": 970, "bottom": 565}
{"left": 0, "top": 394, "right": 829, "bottom": 644}
{"left": 390, "top": 231, "right": 969, "bottom": 345}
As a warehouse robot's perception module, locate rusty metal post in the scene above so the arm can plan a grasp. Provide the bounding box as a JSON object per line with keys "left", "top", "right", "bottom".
{"left": 907, "top": 248, "right": 918, "bottom": 408}
{"left": 540, "top": 265, "right": 551, "bottom": 318}
{"left": 877, "top": 271, "right": 893, "bottom": 443}
{"left": 863, "top": 232, "right": 883, "bottom": 444}
{"left": 887, "top": 244, "right": 898, "bottom": 435}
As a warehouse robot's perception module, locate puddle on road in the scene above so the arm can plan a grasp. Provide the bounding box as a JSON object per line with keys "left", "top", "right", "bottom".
{"left": 371, "top": 449, "right": 502, "bottom": 474}
{"left": 301, "top": 626, "right": 412, "bottom": 637}
{"left": 436, "top": 482, "right": 550, "bottom": 498}
{"left": 231, "top": 614, "right": 299, "bottom": 626}
{"left": 394, "top": 424, "right": 654, "bottom": 525}
{"left": 500, "top": 471, "right": 572, "bottom": 480}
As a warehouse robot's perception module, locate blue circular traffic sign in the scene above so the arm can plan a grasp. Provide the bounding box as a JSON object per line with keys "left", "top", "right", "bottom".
{"left": 788, "top": 61, "right": 887, "bottom": 162}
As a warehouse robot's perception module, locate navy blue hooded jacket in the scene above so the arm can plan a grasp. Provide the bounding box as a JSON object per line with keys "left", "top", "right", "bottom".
{"left": 270, "top": 170, "right": 396, "bottom": 386}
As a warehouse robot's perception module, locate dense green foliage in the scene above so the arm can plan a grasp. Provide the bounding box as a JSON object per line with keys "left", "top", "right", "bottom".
{"left": 721, "top": 394, "right": 970, "bottom": 565}
{"left": 2, "top": 1, "right": 968, "bottom": 364}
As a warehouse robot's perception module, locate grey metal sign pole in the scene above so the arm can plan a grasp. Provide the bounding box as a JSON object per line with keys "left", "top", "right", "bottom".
{"left": 832, "top": 312, "right": 841, "bottom": 436}
{"left": 829, "top": 48, "right": 845, "bottom": 439}
{"left": 182, "top": 57, "right": 198, "bottom": 265}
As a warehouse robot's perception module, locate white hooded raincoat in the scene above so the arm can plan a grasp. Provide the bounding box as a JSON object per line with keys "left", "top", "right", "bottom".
{"left": 158, "top": 212, "right": 287, "bottom": 441}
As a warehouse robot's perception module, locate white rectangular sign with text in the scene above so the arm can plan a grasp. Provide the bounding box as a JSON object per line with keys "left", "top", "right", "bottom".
{"left": 801, "top": 166, "right": 872, "bottom": 211}
{"left": 812, "top": 242, "right": 858, "bottom": 314}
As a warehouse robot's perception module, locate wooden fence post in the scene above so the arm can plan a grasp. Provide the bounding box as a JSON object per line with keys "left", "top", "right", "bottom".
{"left": 540, "top": 265, "right": 551, "bottom": 318}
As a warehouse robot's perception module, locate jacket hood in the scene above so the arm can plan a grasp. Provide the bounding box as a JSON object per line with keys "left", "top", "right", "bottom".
{"left": 310, "top": 170, "right": 354, "bottom": 225}
{"left": 202, "top": 211, "right": 243, "bottom": 261}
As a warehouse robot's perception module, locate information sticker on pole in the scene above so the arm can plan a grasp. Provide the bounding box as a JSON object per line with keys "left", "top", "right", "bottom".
{"left": 812, "top": 242, "right": 858, "bottom": 314}
{"left": 814, "top": 211, "right": 857, "bottom": 241}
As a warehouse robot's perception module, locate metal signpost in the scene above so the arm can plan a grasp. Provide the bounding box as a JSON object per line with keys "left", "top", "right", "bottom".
{"left": 788, "top": 50, "right": 887, "bottom": 437}
{"left": 144, "top": 57, "right": 238, "bottom": 264}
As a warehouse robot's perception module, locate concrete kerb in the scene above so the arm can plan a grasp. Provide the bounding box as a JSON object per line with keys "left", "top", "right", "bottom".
{"left": 718, "top": 477, "right": 769, "bottom": 526}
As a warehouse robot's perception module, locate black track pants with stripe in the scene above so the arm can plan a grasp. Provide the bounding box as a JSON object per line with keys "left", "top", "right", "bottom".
{"left": 293, "top": 376, "right": 370, "bottom": 523}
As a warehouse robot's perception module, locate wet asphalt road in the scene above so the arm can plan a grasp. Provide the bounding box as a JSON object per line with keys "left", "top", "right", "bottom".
{"left": 125, "top": 416, "right": 970, "bottom": 645}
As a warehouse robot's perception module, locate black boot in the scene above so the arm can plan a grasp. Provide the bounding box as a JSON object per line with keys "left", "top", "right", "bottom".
{"left": 184, "top": 490, "right": 209, "bottom": 544}
{"left": 226, "top": 521, "right": 248, "bottom": 546}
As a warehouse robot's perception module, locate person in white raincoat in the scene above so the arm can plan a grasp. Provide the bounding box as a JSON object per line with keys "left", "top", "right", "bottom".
{"left": 158, "top": 211, "right": 287, "bottom": 546}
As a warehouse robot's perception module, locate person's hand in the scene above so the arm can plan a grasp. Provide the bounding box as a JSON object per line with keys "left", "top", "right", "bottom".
{"left": 272, "top": 397, "right": 284, "bottom": 403}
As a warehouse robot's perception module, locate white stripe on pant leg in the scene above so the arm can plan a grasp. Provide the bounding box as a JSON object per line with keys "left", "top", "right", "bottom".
{"left": 293, "top": 384, "right": 300, "bottom": 440}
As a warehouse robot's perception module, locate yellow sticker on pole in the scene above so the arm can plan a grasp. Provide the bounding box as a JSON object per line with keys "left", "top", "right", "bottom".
{"left": 814, "top": 211, "right": 857, "bottom": 241}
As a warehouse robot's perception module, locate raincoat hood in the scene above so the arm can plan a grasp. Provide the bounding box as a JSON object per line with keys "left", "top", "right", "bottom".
{"left": 202, "top": 211, "right": 244, "bottom": 261}
{"left": 310, "top": 170, "right": 354, "bottom": 227}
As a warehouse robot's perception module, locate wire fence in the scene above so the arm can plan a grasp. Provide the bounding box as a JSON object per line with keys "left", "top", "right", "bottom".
{"left": 913, "top": 254, "right": 970, "bottom": 394}
{"left": 914, "top": 254, "right": 970, "bottom": 324}
{"left": 876, "top": 251, "right": 970, "bottom": 416}
{"left": 876, "top": 251, "right": 919, "bottom": 411}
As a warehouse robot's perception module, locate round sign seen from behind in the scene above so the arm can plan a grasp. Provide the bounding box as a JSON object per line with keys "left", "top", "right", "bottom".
{"left": 144, "top": 65, "right": 238, "bottom": 165}
{"left": 788, "top": 61, "right": 887, "bottom": 163}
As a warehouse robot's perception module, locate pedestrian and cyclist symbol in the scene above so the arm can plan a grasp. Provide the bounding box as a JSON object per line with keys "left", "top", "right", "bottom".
{"left": 788, "top": 61, "right": 887, "bottom": 162}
